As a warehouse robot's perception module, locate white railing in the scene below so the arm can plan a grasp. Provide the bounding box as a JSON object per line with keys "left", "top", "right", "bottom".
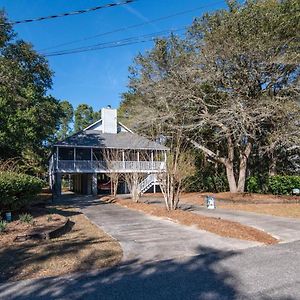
{"left": 139, "top": 174, "right": 157, "bottom": 194}
{"left": 56, "top": 160, "right": 166, "bottom": 173}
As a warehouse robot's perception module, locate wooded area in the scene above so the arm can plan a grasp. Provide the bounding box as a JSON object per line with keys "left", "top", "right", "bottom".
{"left": 0, "top": 1, "right": 299, "bottom": 195}
{"left": 120, "top": 0, "right": 300, "bottom": 193}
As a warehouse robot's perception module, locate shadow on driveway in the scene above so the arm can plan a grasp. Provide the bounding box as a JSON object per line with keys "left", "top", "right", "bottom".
{"left": 0, "top": 246, "right": 243, "bottom": 300}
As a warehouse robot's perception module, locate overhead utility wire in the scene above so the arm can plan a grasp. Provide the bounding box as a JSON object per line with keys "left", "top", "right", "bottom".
{"left": 39, "top": 1, "right": 223, "bottom": 52}
{"left": 44, "top": 35, "right": 185, "bottom": 57}
{"left": 43, "top": 27, "right": 186, "bottom": 57}
{"left": 1, "top": 0, "right": 135, "bottom": 26}
{"left": 42, "top": 27, "right": 186, "bottom": 56}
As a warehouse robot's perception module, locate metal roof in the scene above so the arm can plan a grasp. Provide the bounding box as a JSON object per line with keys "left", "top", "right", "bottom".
{"left": 54, "top": 130, "right": 169, "bottom": 150}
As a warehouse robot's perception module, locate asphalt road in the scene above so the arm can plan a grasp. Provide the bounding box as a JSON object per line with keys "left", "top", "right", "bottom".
{"left": 1, "top": 240, "right": 300, "bottom": 300}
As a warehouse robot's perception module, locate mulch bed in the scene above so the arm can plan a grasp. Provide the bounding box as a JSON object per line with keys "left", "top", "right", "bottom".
{"left": 178, "top": 192, "right": 300, "bottom": 205}
{"left": 109, "top": 198, "right": 278, "bottom": 245}
{"left": 0, "top": 205, "right": 122, "bottom": 282}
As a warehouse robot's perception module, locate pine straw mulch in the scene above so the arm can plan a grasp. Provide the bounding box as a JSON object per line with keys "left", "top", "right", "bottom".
{"left": 1, "top": 211, "right": 65, "bottom": 246}
{"left": 105, "top": 198, "right": 278, "bottom": 245}
{"left": 177, "top": 193, "right": 300, "bottom": 219}
{"left": 0, "top": 205, "right": 122, "bottom": 283}
{"left": 179, "top": 192, "right": 300, "bottom": 204}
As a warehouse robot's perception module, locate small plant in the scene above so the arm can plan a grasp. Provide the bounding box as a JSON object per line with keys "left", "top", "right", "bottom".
{"left": 47, "top": 215, "right": 53, "bottom": 222}
{"left": 0, "top": 220, "right": 7, "bottom": 233}
{"left": 19, "top": 213, "right": 34, "bottom": 224}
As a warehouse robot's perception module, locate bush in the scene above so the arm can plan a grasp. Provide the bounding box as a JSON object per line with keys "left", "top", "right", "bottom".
{"left": 246, "top": 176, "right": 260, "bottom": 193}
{"left": 184, "top": 172, "right": 229, "bottom": 193}
{"left": 19, "top": 213, "right": 34, "bottom": 224}
{"left": 0, "top": 220, "right": 7, "bottom": 233}
{"left": 0, "top": 171, "right": 45, "bottom": 212}
{"left": 268, "top": 175, "right": 300, "bottom": 195}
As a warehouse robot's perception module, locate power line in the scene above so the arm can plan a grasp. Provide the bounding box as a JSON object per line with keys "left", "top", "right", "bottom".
{"left": 43, "top": 27, "right": 186, "bottom": 55}
{"left": 2, "top": 0, "right": 136, "bottom": 26}
{"left": 43, "top": 27, "right": 186, "bottom": 57}
{"left": 39, "top": 1, "right": 223, "bottom": 52}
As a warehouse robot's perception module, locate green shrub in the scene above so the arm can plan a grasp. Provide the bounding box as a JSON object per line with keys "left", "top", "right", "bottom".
{"left": 19, "top": 213, "right": 34, "bottom": 224}
{"left": 0, "top": 171, "right": 45, "bottom": 212}
{"left": 268, "top": 175, "right": 300, "bottom": 195}
{"left": 184, "top": 172, "right": 229, "bottom": 193}
{"left": 246, "top": 176, "right": 260, "bottom": 193}
{"left": 0, "top": 220, "right": 7, "bottom": 233}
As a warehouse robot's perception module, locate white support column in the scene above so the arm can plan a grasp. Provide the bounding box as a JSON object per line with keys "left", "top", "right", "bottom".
{"left": 92, "top": 173, "right": 97, "bottom": 195}
{"left": 151, "top": 151, "right": 154, "bottom": 170}
{"left": 122, "top": 150, "right": 125, "bottom": 169}
{"left": 91, "top": 148, "right": 93, "bottom": 170}
{"left": 56, "top": 147, "right": 59, "bottom": 170}
{"left": 74, "top": 148, "right": 76, "bottom": 171}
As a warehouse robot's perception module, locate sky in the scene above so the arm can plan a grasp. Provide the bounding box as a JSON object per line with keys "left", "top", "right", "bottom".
{"left": 1, "top": 0, "right": 227, "bottom": 111}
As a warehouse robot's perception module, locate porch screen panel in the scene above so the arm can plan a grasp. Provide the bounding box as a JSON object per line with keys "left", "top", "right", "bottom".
{"left": 139, "top": 150, "right": 152, "bottom": 161}
{"left": 58, "top": 147, "right": 74, "bottom": 160}
{"left": 76, "top": 148, "right": 91, "bottom": 160}
{"left": 124, "top": 149, "right": 137, "bottom": 161}
{"left": 93, "top": 149, "right": 103, "bottom": 161}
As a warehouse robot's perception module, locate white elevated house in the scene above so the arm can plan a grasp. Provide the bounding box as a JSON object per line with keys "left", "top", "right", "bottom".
{"left": 49, "top": 107, "right": 168, "bottom": 196}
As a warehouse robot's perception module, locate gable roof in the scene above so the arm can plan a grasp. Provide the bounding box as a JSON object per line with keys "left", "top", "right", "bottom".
{"left": 54, "top": 130, "right": 169, "bottom": 151}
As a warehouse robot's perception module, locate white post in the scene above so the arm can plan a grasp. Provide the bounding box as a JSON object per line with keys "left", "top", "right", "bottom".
{"left": 91, "top": 148, "right": 93, "bottom": 170}
{"left": 56, "top": 147, "right": 59, "bottom": 170}
{"left": 74, "top": 148, "right": 76, "bottom": 171}
{"left": 92, "top": 173, "right": 97, "bottom": 195}
{"left": 122, "top": 150, "right": 125, "bottom": 170}
{"left": 151, "top": 151, "right": 154, "bottom": 170}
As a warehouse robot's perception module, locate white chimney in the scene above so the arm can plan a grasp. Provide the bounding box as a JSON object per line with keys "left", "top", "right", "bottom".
{"left": 101, "top": 107, "right": 117, "bottom": 134}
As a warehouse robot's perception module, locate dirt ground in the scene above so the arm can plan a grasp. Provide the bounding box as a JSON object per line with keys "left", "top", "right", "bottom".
{"left": 177, "top": 192, "right": 300, "bottom": 218}
{"left": 111, "top": 198, "right": 277, "bottom": 245}
{"left": 0, "top": 205, "right": 122, "bottom": 282}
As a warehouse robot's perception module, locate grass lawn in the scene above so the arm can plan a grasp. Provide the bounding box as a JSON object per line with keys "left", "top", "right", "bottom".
{"left": 0, "top": 204, "right": 122, "bottom": 282}
{"left": 106, "top": 197, "right": 277, "bottom": 245}
{"left": 178, "top": 192, "right": 300, "bottom": 218}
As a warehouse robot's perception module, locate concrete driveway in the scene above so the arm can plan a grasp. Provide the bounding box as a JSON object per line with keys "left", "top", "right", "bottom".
{"left": 141, "top": 195, "right": 300, "bottom": 243}
{"left": 77, "top": 196, "right": 259, "bottom": 263}
{"left": 178, "top": 202, "right": 300, "bottom": 243}
{"left": 2, "top": 195, "right": 300, "bottom": 299}
{"left": 1, "top": 241, "right": 300, "bottom": 299}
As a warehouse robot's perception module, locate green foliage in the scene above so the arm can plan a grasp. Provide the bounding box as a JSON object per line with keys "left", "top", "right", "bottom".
{"left": 0, "top": 11, "right": 64, "bottom": 169}
{"left": 56, "top": 100, "right": 74, "bottom": 140}
{"left": 19, "top": 213, "right": 33, "bottom": 224}
{"left": 185, "top": 172, "right": 229, "bottom": 193}
{"left": 74, "top": 104, "right": 100, "bottom": 132}
{"left": 246, "top": 176, "right": 261, "bottom": 193}
{"left": 0, "top": 171, "right": 45, "bottom": 212}
{"left": 268, "top": 175, "right": 300, "bottom": 195}
{"left": 0, "top": 219, "right": 7, "bottom": 233}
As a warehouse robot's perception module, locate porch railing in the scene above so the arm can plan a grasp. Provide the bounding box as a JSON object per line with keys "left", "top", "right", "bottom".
{"left": 56, "top": 160, "right": 166, "bottom": 173}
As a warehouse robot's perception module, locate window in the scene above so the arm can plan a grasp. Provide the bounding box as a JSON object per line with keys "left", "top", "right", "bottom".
{"left": 76, "top": 148, "right": 91, "bottom": 160}
{"left": 58, "top": 147, "right": 74, "bottom": 160}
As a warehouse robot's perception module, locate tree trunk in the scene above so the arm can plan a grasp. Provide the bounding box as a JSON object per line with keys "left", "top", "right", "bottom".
{"left": 237, "top": 143, "right": 252, "bottom": 193}
{"left": 225, "top": 162, "right": 237, "bottom": 193}
{"left": 237, "top": 159, "right": 247, "bottom": 192}
{"left": 268, "top": 155, "right": 277, "bottom": 176}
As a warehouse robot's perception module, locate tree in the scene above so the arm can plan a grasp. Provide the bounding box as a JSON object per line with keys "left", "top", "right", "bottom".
{"left": 56, "top": 100, "right": 73, "bottom": 140}
{"left": 122, "top": 0, "right": 300, "bottom": 193}
{"left": 103, "top": 149, "right": 121, "bottom": 197}
{"left": 0, "top": 10, "right": 63, "bottom": 168}
{"left": 74, "top": 104, "right": 100, "bottom": 132}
